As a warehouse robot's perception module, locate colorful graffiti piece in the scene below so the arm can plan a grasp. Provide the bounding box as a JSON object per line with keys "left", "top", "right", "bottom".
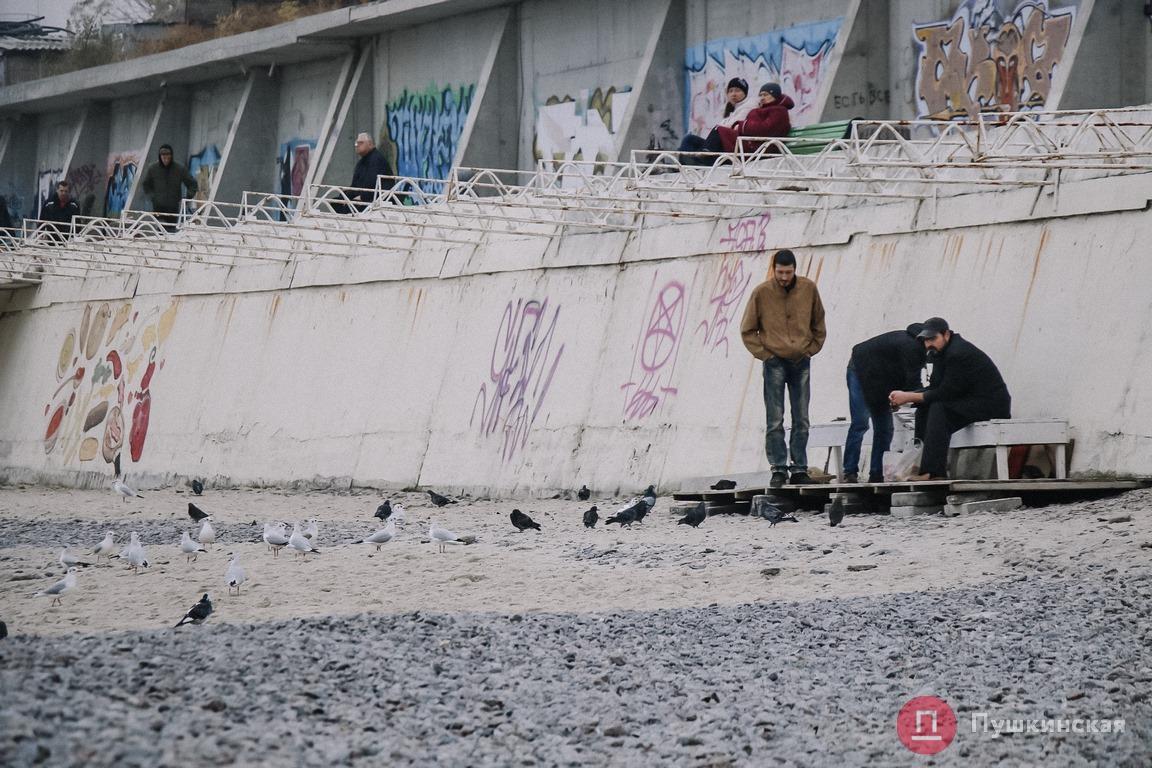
{"left": 37, "top": 168, "right": 62, "bottom": 218}
{"left": 685, "top": 19, "right": 842, "bottom": 135}
{"left": 188, "top": 144, "right": 222, "bottom": 201}
{"left": 471, "top": 298, "right": 566, "bottom": 463}
{"left": 65, "top": 163, "right": 102, "bottom": 216}
{"left": 621, "top": 277, "right": 689, "bottom": 422}
{"left": 104, "top": 151, "right": 140, "bottom": 216}
{"left": 913, "top": 0, "right": 1075, "bottom": 119}
{"left": 278, "top": 139, "right": 315, "bottom": 198}
{"left": 696, "top": 214, "right": 769, "bottom": 356}
{"left": 43, "top": 300, "right": 178, "bottom": 468}
{"left": 384, "top": 83, "right": 475, "bottom": 192}
{"left": 534, "top": 86, "right": 633, "bottom": 166}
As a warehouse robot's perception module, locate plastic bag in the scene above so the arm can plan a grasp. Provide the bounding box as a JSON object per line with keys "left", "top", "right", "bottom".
{"left": 883, "top": 439, "right": 923, "bottom": 482}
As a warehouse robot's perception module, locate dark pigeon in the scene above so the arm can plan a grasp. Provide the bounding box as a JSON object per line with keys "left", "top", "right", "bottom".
{"left": 577, "top": 485, "right": 591, "bottom": 501}
{"left": 375, "top": 500, "right": 393, "bottom": 521}
{"left": 188, "top": 503, "right": 210, "bottom": 523}
{"left": 510, "top": 509, "right": 542, "bottom": 532}
{"left": 0, "top": 619, "right": 7, "bottom": 639}
{"left": 828, "top": 497, "right": 845, "bottom": 527}
{"left": 175, "top": 594, "right": 213, "bottom": 627}
{"left": 583, "top": 505, "right": 599, "bottom": 529}
{"left": 710, "top": 479, "right": 737, "bottom": 490}
{"left": 764, "top": 504, "right": 799, "bottom": 527}
{"left": 113, "top": 453, "right": 121, "bottom": 478}
{"left": 641, "top": 485, "right": 657, "bottom": 510}
{"left": 191, "top": 478, "right": 204, "bottom": 496}
{"left": 605, "top": 500, "right": 646, "bottom": 527}
{"left": 677, "top": 501, "right": 708, "bottom": 528}
{"left": 429, "top": 490, "right": 456, "bottom": 507}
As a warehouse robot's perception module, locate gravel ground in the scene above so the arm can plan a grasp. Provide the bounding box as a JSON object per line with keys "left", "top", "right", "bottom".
{"left": 2, "top": 573, "right": 1149, "bottom": 767}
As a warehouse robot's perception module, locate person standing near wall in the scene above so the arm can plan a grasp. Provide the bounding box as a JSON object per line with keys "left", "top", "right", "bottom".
{"left": 346, "top": 132, "right": 395, "bottom": 211}
{"left": 41, "top": 181, "right": 80, "bottom": 236}
{"left": 140, "top": 144, "right": 197, "bottom": 229}
{"left": 842, "top": 324, "right": 926, "bottom": 484}
{"left": 740, "top": 249, "right": 827, "bottom": 488}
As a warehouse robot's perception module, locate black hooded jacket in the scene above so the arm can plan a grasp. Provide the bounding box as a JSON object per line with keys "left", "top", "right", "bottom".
{"left": 849, "top": 328, "right": 926, "bottom": 412}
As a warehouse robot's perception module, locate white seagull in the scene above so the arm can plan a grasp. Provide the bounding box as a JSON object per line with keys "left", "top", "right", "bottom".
{"left": 429, "top": 521, "right": 462, "bottom": 553}
{"left": 391, "top": 504, "right": 407, "bottom": 526}
{"left": 358, "top": 519, "right": 397, "bottom": 551}
{"left": 226, "top": 554, "right": 246, "bottom": 595}
{"left": 198, "top": 519, "right": 216, "bottom": 549}
{"left": 92, "top": 532, "right": 116, "bottom": 561}
{"left": 302, "top": 519, "right": 319, "bottom": 543}
{"left": 263, "top": 522, "right": 289, "bottom": 557}
{"left": 42, "top": 568, "right": 78, "bottom": 606}
{"left": 118, "top": 531, "right": 141, "bottom": 560}
{"left": 180, "top": 531, "right": 206, "bottom": 563}
{"left": 288, "top": 523, "right": 319, "bottom": 559}
{"left": 58, "top": 547, "right": 90, "bottom": 569}
{"left": 112, "top": 476, "right": 143, "bottom": 501}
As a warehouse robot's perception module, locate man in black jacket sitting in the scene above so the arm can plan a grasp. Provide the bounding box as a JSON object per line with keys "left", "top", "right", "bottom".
{"left": 345, "top": 132, "right": 395, "bottom": 212}
{"left": 888, "top": 317, "right": 1011, "bottom": 480}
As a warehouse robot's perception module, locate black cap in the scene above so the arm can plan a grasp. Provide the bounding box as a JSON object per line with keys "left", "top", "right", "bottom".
{"left": 759, "top": 82, "right": 782, "bottom": 99}
{"left": 905, "top": 322, "right": 925, "bottom": 338}
{"left": 916, "top": 317, "right": 950, "bottom": 339}
{"left": 726, "top": 77, "right": 749, "bottom": 94}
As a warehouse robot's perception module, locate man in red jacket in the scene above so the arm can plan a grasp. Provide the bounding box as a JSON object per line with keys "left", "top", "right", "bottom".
{"left": 718, "top": 82, "right": 794, "bottom": 154}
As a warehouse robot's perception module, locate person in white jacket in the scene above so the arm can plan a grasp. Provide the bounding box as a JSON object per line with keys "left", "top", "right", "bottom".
{"left": 677, "top": 77, "right": 754, "bottom": 165}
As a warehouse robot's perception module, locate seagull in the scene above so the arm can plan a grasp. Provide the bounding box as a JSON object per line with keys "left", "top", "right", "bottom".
{"left": 226, "top": 554, "right": 246, "bottom": 595}
{"left": 391, "top": 504, "right": 406, "bottom": 526}
{"left": 263, "top": 522, "right": 289, "bottom": 557}
{"left": 577, "top": 485, "right": 591, "bottom": 501}
{"left": 188, "top": 503, "right": 210, "bottom": 523}
{"left": 428, "top": 490, "right": 456, "bottom": 507}
{"left": 118, "top": 531, "right": 142, "bottom": 560}
{"left": 358, "top": 519, "right": 397, "bottom": 551}
{"left": 58, "top": 547, "right": 91, "bottom": 569}
{"left": 828, "top": 497, "right": 845, "bottom": 528}
{"left": 302, "top": 519, "right": 319, "bottom": 544}
{"left": 583, "top": 505, "right": 599, "bottom": 529}
{"left": 42, "top": 568, "right": 78, "bottom": 606}
{"left": 112, "top": 476, "right": 143, "bottom": 501}
{"left": 510, "top": 509, "right": 541, "bottom": 532}
{"left": 92, "top": 532, "right": 116, "bottom": 561}
{"left": 677, "top": 501, "right": 708, "bottom": 528}
{"left": 375, "top": 500, "right": 393, "bottom": 521}
{"left": 175, "top": 594, "right": 213, "bottom": 627}
{"left": 180, "top": 531, "right": 206, "bottom": 563}
{"left": 198, "top": 519, "right": 215, "bottom": 549}
{"left": 127, "top": 540, "right": 149, "bottom": 574}
{"left": 288, "top": 523, "right": 319, "bottom": 558}
{"left": 429, "top": 521, "right": 461, "bottom": 553}
{"left": 190, "top": 478, "right": 204, "bottom": 496}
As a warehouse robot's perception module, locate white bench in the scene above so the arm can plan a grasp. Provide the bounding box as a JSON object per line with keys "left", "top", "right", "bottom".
{"left": 796, "top": 417, "right": 1069, "bottom": 480}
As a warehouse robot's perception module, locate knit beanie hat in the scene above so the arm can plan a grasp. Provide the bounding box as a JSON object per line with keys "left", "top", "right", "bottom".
{"left": 726, "top": 77, "right": 749, "bottom": 95}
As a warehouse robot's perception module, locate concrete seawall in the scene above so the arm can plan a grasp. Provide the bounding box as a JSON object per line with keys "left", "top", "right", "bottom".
{"left": 2, "top": 169, "right": 1151, "bottom": 494}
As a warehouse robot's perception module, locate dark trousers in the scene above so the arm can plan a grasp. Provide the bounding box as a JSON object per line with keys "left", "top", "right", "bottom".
{"left": 915, "top": 397, "right": 1010, "bottom": 477}
{"left": 677, "top": 129, "right": 724, "bottom": 166}
{"left": 843, "top": 366, "right": 894, "bottom": 481}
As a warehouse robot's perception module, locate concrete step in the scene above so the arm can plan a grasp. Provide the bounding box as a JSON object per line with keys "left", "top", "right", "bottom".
{"left": 890, "top": 504, "right": 943, "bottom": 518}
{"left": 891, "top": 491, "right": 945, "bottom": 506}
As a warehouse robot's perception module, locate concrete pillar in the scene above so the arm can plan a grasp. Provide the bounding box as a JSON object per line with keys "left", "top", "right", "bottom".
{"left": 213, "top": 71, "right": 281, "bottom": 206}
{"left": 64, "top": 103, "right": 112, "bottom": 218}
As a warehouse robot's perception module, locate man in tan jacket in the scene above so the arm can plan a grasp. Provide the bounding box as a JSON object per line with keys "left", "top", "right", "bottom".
{"left": 740, "top": 249, "right": 827, "bottom": 487}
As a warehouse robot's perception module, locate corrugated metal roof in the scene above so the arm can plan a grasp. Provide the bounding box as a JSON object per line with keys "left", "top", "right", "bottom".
{"left": 0, "top": 36, "right": 72, "bottom": 52}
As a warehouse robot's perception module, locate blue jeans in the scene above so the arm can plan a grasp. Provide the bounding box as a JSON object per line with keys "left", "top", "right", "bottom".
{"left": 843, "top": 365, "right": 894, "bottom": 481}
{"left": 763, "top": 357, "right": 810, "bottom": 473}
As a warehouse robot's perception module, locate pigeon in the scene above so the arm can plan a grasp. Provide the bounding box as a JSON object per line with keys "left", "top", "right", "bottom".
{"left": 188, "top": 503, "right": 210, "bottom": 523}
{"left": 112, "top": 476, "right": 143, "bottom": 501}
{"left": 577, "top": 485, "right": 591, "bottom": 501}
{"left": 358, "top": 519, "right": 397, "bottom": 551}
{"left": 263, "top": 522, "right": 289, "bottom": 557}
{"left": 175, "top": 594, "right": 213, "bottom": 627}
{"left": 302, "top": 519, "right": 319, "bottom": 543}
{"left": 583, "top": 505, "right": 599, "bottom": 529}
{"left": 180, "top": 531, "right": 206, "bottom": 563}
{"left": 0, "top": 619, "right": 6, "bottom": 639}
{"left": 198, "top": 519, "right": 215, "bottom": 549}
{"left": 510, "top": 509, "right": 541, "bottom": 532}
{"left": 710, "top": 479, "right": 737, "bottom": 490}
{"left": 288, "top": 523, "right": 319, "bottom": 558}
{"left": 677, "top": 501, "right": 708, "bottom": 528}
{"left": 642, "top": 485, "right": 657, "bottom": 509}
{"left": 58, "top": 548, "right": 91, "bottom": 569}
{"left": 605, "top": 500, "right": 645, "bottom": 528}
{"left": 763, "top": 504, "right": 799, "bottom": 527}
{"left": 190, "top": 478, "right": 204, "bottom": 496}
{"left": 828, "top": 497, "right": 845, "bottom": 527}
{"left": 92, "top": 532, "right": 116, "bottom": 561}
{"left": 375, "top": 500, "right": 393, "bottom": 521}
{"left": 113, "top": 453, "right": 121, "bottom": 477}
{"left": 429, "top": 521, "right": 461, "bottom": 553}
{"left": 428, "top": 490, "right": 456, "bottom": 507}
{"left": 41, "top": 569, "right": 78, "bottom": 606}
{"left": 226, "top": 555, "right": 246, "bottom": 595}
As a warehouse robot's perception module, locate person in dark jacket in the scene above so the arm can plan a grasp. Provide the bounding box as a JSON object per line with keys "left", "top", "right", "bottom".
{"left": 843, "top": 323, "right": 926, "bottom": 484}
{"left": 41, "top": 181, "right": 80, "bottom": 240}
{"left": 716, "top": 83, "right": 794, "bottom": 154}
{"left": 140, "top": 144, "right": 197, "bottom": 227}
{"left": 345, "top": 132, "right": 394, "bottom": 211}
{"left": 889, "top": 317, "right": 1012, "bottom": 480}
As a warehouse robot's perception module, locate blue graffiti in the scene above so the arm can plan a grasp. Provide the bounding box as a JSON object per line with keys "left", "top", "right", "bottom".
{"left": 685, "top": 19, "right": 842, "bottom": 75}
{"left": 104, "top": 157, "right": 138, "bottom": 216}
{"left": 384, "top": 84, "right": 475, "bottom": 194}
{"left": 188, "top": 144, "right": 222, "bottom": 194}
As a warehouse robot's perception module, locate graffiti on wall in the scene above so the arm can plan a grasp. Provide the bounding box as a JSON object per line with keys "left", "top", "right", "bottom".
{"left": 43, "top": 300, "right": 178, "bottom": 468}
{"left": 685, "top": 19, "right": 842, "bottom": 135}
{"left": 0, "top": 181, "right": 24, "bottom": 226}
{"left": 384, "top": 84, "right": 475, "bottom": 192}
{"left": 65, "top": 164, "right": 102, "bottom": 216}
{"left": 696, "top": 214, "right": 769, "bottom": 356}
{"left": 471, "top": 298, "right": 566, "bottom": 463}
{"left": 277, "top": 139, "right": 315, "bottom": 198}
{"left": 913, "top": 0, "right": 1075, "bottom": 119}
{"left": 104, "top": 151, "right": 140, "bottom": 216}
{"left": 188, "top": 144, "right": 222, "bottom": 201}
{"left": 534, "top": 86, "right": 634, "bottom": 166}
{"left": 621, "top": 276, "right": 689, "bottom": 422}
{"left": 36, "top": 168, "right": 62, "bottom": 218}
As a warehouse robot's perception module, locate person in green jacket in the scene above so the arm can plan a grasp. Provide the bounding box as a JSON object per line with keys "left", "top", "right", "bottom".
{"left": 140, "top": 144, "right": 197, "bottom": 228}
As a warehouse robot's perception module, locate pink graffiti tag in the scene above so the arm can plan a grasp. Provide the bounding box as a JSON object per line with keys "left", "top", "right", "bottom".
{"left": 471, "top": 298, "right": 565, "bottom": 462}
{"left": 696, "top": 214, "right": 768, "bottom": 355}
{"left": 621, "top": 280, "right": 687, "bottom": 421}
